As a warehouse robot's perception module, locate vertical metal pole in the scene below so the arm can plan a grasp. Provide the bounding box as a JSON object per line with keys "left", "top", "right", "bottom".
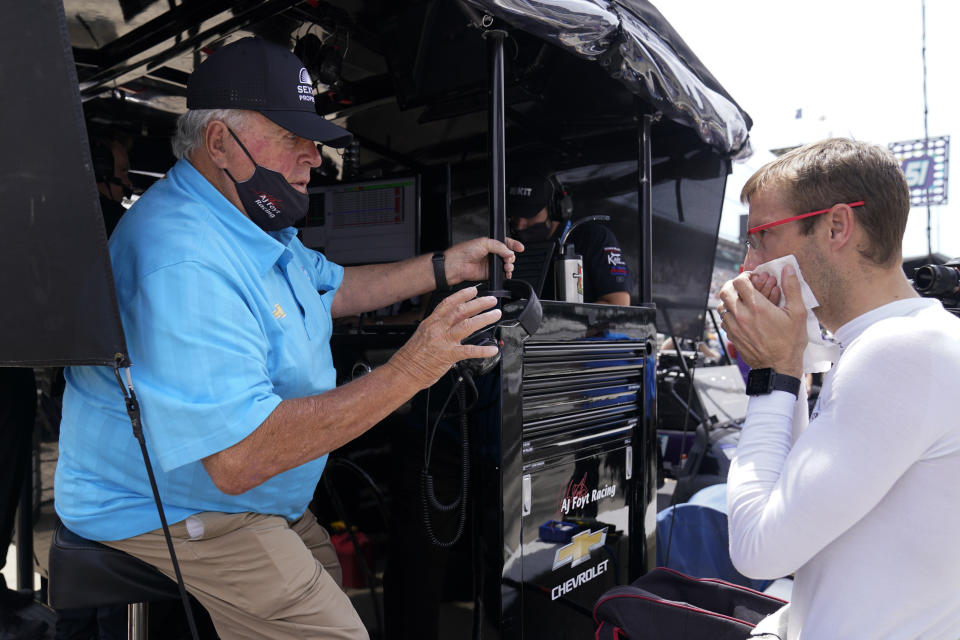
{"left": 485, "top": 28, "right": 508, "bottom": 293}
{"left": 15, "top": 431, "right": 33, "bottom": 591}
{"left": 129, "top": 602, "right": 148, "bottom": 640}
{"left": 638, "top": 114, "right": 655, "bottom": 304}
{"left": 921, "top": 0, "right": 933, "bottom": 261}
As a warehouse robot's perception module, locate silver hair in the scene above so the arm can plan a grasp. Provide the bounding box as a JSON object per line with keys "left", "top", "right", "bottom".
{"left": 171, "top": 109, "right": 248, "bottom": 160}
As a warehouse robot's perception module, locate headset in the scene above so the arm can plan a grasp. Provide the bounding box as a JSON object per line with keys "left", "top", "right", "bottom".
{"left": 548, "top": 174, "right": 574, "bottom": 221}
{"left": 90, "top": 138, "right": 134, "bottom": 200}
{"left": 90, "top": 139, "right": 115, "bottom": 184}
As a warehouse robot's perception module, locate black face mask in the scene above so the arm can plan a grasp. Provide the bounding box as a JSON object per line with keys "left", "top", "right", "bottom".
{"left": 512, "top": 221, "right": 554, "bottom": 244}
{"left": 224, "top": 127, "right": 309, "bottom": 231}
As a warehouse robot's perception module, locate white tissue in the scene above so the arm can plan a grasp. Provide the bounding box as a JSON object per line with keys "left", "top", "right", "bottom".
{"left": 751, "top": 254, "right": 841, "bottom": 373}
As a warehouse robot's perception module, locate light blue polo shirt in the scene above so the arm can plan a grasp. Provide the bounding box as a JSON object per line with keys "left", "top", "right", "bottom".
{"left": 55, "top": 158, "right": 343, "bottom": 541}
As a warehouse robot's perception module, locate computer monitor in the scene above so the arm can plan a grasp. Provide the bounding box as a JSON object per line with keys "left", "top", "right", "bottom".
{"left": 300, "top": 176, "right": 419, "bottom": 265}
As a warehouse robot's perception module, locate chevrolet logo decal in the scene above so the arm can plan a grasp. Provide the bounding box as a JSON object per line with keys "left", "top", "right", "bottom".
{"left": 552, "top": 527, "right": 607, "bottom": 570}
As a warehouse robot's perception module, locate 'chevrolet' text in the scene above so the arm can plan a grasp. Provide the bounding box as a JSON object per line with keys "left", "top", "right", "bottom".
{"left": 551, "top": 559, "right": 610, "bottom": 600}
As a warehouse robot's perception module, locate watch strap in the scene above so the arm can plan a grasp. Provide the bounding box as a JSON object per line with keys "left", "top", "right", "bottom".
{"left": 747, "top": 367, "right": 801, "bottom": 398}
{"left": 769, "top": 372, "right": 801, "bottom": 397}
{"left": 432, "top": 251, "right": 448, "bottom": 291}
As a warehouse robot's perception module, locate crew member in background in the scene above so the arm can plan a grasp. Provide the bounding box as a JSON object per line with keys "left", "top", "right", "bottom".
{"left": 89, "top": 133, "right": 134, "bottom": 237}
{"left": 55, "top": 37, "right": 521, "bottom": 640}
{"left": 718, "top": 137, "right": 960, "bottom": 638}
{"left": 507, "top": 169, "right": 633, "bottom": 305}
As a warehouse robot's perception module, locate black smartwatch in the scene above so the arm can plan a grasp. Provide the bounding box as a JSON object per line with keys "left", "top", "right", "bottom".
{"left": 746, "top": 368, "right": 801, "bottom": 398}
{"left": 431, "top": 251, "right": 448, "bottom": 291}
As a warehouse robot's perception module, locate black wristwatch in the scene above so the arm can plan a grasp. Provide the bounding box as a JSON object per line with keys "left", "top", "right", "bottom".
{"left": 746, "top": 368, "right": 801, "bottom": 397}
{"left": 431, "top": 251, "right": 449, "bottom": 291}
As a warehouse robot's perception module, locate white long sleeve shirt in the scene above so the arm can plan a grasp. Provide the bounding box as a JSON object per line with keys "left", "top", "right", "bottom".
{"left": 728, "top": 298, "right": 960, "bottom": 639}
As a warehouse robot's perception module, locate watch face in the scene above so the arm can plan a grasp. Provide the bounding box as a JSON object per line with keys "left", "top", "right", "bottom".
{"left": 746, "top": 368, "right": 772, "bottom": 395}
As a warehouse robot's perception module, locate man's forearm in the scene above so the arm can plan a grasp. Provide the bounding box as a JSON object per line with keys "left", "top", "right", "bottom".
{"left": 205, "top": 284, "right": 500, "bottom": 494}
{"left": 329, "top": 238, "right": 518, "bottom": 317}
{"left": 332, "top": 254, "right": 437, "bottom": 317}
{"left": 727, "top": 392, "right": 798, "bottom": 578}
{"left": 202, "top": 360, "right": 423, "bottom": 494}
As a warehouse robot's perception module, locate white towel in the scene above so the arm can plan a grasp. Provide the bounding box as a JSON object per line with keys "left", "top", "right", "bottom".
{"left": 751, "top": 254, "right": 841, "bottom": 374}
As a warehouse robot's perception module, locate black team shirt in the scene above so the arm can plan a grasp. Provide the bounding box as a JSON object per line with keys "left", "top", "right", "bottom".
{"left": 545, "top": 222, "right": 633, "bottom": 303}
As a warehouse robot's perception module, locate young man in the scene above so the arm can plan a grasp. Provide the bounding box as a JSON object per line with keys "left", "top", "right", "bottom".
{"left": 55, "top": 37, "right": 521, "bottom": 639}
{"left": 507, "top": 169, "right": 632, "bottom": 305}
{"left": 718, "top": 138, "right": 960, "bottom": 638}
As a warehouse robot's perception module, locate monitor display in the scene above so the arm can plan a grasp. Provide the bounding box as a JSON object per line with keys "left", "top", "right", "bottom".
{"left": 650, "top": 151, "right": 729, "bottom": 340}
{"left": 301, "top": 176, "right": 419, "bottom": 265}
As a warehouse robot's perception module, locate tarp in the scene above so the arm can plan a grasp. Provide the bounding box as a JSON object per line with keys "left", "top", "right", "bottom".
{"left": 465, "top": 0, "right": 752, "bottom": 157}
{"left": 0, "top": 0, "right": 127, "bottom": 367}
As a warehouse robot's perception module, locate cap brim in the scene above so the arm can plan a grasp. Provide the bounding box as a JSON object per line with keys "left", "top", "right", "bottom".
{"left": 261, "top": 110, "right": 353, "bottom": 148}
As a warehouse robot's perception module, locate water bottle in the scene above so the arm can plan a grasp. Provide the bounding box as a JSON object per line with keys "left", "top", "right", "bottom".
{"left": 555, "top": 244, "right": 584, "bottom": 303}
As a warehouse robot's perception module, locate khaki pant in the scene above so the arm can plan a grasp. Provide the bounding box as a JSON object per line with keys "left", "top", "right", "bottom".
{"left": 105, "top": 511, "right": 369, "bottom": 640}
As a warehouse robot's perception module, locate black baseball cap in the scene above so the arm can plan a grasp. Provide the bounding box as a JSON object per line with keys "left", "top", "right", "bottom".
{"left": 506, "top": 170, "right": 551, "bottom": 219}
{"left": 187, "top": 37, "right": 353, "bottom": 148}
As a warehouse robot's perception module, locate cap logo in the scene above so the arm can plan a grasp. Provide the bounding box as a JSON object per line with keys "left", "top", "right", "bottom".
{"left": 297, "top": 67, "right": 315, "bottom": 103}
{"left": 509, "top": 186, "right": 533, "bottom": 197}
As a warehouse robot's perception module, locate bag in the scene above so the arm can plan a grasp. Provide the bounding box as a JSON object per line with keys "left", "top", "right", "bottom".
{"left": 593, "top": 567, "right": 786, "bottom": 640}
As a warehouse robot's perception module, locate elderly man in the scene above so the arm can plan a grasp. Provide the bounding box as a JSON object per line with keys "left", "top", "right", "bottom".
{"left": 718, "top": 138, "right": 960, "bottom": 638}
{"left": 55, "top": 38, "right": 519, "bottom": 639}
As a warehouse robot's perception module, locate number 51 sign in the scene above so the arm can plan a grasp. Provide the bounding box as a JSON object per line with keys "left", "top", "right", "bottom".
{"left": 889, "top": 136, "right": 950, "bottom": 206}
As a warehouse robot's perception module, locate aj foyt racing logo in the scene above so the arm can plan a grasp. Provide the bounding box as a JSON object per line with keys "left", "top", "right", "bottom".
{"left": 558, "top": 472, "right": 617, "bottom": 515}
{"left": 251, "top": 190, "right": 282, "bottom": 218}
{"left": 551, "top": 527, "right": 609, "bottom": 600}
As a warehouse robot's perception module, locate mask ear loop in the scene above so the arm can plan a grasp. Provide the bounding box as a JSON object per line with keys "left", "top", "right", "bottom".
{"left": 223, "top": 126, "right": 258, "bottom": 184}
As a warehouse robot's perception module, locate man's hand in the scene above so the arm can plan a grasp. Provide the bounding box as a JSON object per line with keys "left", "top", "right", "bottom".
{"left": 444, "top": 237, "right": 523, "bottom": 285}
{"left": 749, "top": 271, "right": 781, "bottom": 306}
{"left": 718, "top": 265, "right": 806, "bottom": 377}
{"left": 386, "top": 286, "right": 500, "bottom": 389}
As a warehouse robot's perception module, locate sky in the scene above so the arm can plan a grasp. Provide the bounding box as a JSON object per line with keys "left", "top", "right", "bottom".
{"left": 654, "top": 0, "right": 960, "bottom": 260}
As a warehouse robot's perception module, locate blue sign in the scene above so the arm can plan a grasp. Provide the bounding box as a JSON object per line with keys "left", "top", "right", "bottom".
{"left": 889, "top": 136, "right": 949, "bottom": 206}
{"left": 901, "top": 155, "right": 934, "bottom": 190}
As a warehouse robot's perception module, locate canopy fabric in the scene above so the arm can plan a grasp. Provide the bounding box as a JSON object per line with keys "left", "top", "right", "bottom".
{"left": 0, "top": 0, "right": 127, "bottom": 367}
{"left": 465, "top": 0, "right": 752, "bottom": 157}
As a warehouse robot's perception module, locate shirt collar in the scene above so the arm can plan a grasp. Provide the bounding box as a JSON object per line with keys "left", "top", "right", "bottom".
{"left": 833, "top": 297, "right": 938, "bottom": 349}
{"left": 171, "top": 158, "right": 297, "bottom": 276}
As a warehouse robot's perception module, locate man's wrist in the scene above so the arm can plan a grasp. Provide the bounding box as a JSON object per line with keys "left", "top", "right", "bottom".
{"left": 773, "top": 357, "right": 804, "bottom": 380}
{"left": 776, "top": 366, "right": 804, "bottom": 379}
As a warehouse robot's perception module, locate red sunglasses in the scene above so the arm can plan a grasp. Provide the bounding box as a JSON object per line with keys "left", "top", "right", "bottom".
{"left": 748, "top": 201, "right": 865, "bottom": 235}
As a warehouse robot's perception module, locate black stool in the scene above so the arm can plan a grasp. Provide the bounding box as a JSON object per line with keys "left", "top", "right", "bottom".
{"left": 48, "top": 522, "right": 181, "bottom": 640}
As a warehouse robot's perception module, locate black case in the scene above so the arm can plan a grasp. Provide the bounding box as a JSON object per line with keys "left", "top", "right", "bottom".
{"left": 593, "top": 567, "right": 786, "bottom": 640}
